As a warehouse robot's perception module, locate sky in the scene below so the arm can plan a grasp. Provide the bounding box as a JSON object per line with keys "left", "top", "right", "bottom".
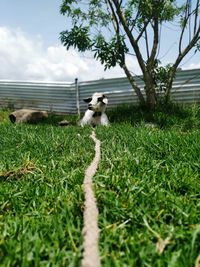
{"left": 0, "top": 0, "right": 199, "bottom": 82}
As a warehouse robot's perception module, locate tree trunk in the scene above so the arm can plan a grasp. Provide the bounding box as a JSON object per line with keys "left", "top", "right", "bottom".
{"left": 164, "top": 66, "right": 177, "bottom": 104}
{"left": 144, "top": 71, "right": 157, "bottom": 110}
{"left": 145, "top": 86, "right": 156, "bottom": 110}
{"left": 122, "top": 64, "right": 146, "bottom": 106}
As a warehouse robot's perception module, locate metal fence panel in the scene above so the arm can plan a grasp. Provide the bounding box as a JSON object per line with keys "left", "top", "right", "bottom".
{"left": 78, "top": 69, "right": 200, "bottom": 112}
{"left": 0, "top": 68, "right": 200, "bottom": 114}
{"left": 78, "top": 75, "right": 146, "bottom": 112}
{"left": 0, "top": 80, "right": 77, "bottom": 113}
{"left": 171, "top": 69, "right": 200, "bottom": 104}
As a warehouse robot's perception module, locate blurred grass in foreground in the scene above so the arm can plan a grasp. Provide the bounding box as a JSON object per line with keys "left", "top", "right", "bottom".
{"left": 0, "top": 103, "right": 199, "bottom": 266}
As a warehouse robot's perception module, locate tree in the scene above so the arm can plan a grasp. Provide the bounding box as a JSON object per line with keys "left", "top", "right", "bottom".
{"left": 60, "top": 0, "right": 200, "bottom": 109}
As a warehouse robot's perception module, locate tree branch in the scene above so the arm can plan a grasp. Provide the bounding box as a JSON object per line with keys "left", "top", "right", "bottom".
{"left": 106, "top": 0, "right": 145, "bottom": 104}
{"left": 123, "top": 63, "right": 145, "bottom": 105}
{"left": 106, "top": 0, "right": 119, "bottom": 34}
{"left": 176, "top": 25, "right": 200, "bottom": 69}
{"left": 112, "top": 0, "right": 146, "bottom": 74}
{"left": 148, "top": 17, "right": 159, "bottom": 64}
{"left": 106, "top": 0, "right": 126, "bottom": 65}
{"left": 179, "top": 1, "right": 193, "bottom": 54}
{"left": 130, "top": 1, "right": 142, "bottom": 32}
{"left": 194, "top": 0, "right": 200, "bottom": 34}
{"left": 135, "top": 19, "right": 151, "bottom": 43}
{"left": 166, "top": 23, "right": 200, "bottom": 98}
{"left": 144, "top": 28, "right": 150, "bottom": 59}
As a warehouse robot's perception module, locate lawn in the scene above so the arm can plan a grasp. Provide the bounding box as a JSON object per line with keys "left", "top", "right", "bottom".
{"left": 0, "top": 104, "right": 200, "bottom": 267}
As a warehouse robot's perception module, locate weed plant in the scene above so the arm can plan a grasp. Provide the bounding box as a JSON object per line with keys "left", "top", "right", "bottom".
{"left": 0, "top": 104, "right": 199, "bottom": 266}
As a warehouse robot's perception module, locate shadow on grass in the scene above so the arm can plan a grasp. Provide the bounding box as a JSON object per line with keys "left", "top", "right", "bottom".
{"left": 40, "top": 113, "right": 78, "bottom": 126}
{"left": 107, "top": 103, "right": 200, "bottom": 130}
{"left": 1, "top": 103, "right": 200, "bottom": 130}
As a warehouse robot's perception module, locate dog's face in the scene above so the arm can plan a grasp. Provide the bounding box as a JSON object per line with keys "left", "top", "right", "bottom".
{"left": 84, "top": 93, "right": 108, "bottom": 112}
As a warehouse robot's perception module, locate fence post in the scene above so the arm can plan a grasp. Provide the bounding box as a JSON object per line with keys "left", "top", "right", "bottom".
{"left": 75, "top": 78, "right": 80, "bottom": 116}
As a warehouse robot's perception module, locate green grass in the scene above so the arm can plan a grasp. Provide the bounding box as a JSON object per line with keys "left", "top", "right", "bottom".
{"left": 0, "top": 104, "right": 200, "bottom": 266}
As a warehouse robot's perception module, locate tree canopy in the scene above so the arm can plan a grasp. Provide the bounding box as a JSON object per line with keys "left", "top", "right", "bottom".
{"left": 60, "top": 0, "right": 200, "bottom": 109}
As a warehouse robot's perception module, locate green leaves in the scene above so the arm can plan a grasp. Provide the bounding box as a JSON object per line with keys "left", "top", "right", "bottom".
{"left": 60, "top": 0, "right": 77, "bottom": 15}
{"left": 60, "top": 26, "right": 92, "bottom": 52}
{"left": 60, "top": 24, "right": 128, "bottom": 69}
{"left": 195, "top": 41, "right": 200, "bottom": 54}
{"left": 60, "top": 0, "right": 200, "bottom": 109}
{"left": 126, "top": 0, "right": 180, "bottom": 21}
{"left": 153, "top": 62, "right": 173, "bottom": 93}
{"left": 93, "top": 35, "right": 128, "bottom": 69}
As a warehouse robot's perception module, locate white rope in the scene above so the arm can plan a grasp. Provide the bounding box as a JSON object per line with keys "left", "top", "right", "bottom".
{"left": 81, "top": 130, "right": 101, "bottom": 267}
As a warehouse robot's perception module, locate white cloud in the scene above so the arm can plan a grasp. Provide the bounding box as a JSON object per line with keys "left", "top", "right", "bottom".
{"left": 0, "top": 26, "right": 199, "bottom": 82}
{"left": 183, "top": 62, "right": 200, "bottom": 70}
{"left": 0, "top": 26, "right": 142, "bottom": 82}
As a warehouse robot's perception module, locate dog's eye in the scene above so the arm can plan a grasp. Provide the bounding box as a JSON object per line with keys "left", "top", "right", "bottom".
{"left": 97, "top": 97, "right": 103, "bottom": 102}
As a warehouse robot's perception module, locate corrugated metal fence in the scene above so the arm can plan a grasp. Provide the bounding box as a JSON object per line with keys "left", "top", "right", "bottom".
{"left": 0, "top": 68, "right": 200, "bottom": 114}
{"left": 0, "top": 80, "right": 77, "bottom": 113}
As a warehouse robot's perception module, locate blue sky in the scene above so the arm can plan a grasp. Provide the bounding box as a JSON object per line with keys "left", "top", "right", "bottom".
{"left": 0, "top": 0, "right": 65, "bottom": 47}
{"left": 0, "top": 0, "right": 199, "bottom": 82}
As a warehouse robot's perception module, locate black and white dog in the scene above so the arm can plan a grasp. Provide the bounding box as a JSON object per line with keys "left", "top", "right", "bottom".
{"left": 80, "top": 93, "right": 109, "bottom": 126}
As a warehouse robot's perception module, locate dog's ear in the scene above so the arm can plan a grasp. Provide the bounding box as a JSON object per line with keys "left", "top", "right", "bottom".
{"left": 83, "top": 97, "right": 92, "bottom": 103}
{"left": 98, "top": 95, "right": 108, "bottom": 105}
{"left": 102, "top": 96, "right": 108, "bottom": 105}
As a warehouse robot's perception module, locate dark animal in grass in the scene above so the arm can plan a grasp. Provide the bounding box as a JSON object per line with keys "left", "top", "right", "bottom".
{"left": 9, "top": 109, "right": 48, "bottom": 124}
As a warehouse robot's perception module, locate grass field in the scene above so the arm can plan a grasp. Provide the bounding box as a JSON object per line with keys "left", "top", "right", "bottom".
{"left": 0, "top": 104, "right": 200, "bottom": 267}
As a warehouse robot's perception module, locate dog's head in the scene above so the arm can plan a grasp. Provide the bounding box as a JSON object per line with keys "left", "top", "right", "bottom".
{"left": 84, "top": 93, "right": 108, "bottom": 112}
